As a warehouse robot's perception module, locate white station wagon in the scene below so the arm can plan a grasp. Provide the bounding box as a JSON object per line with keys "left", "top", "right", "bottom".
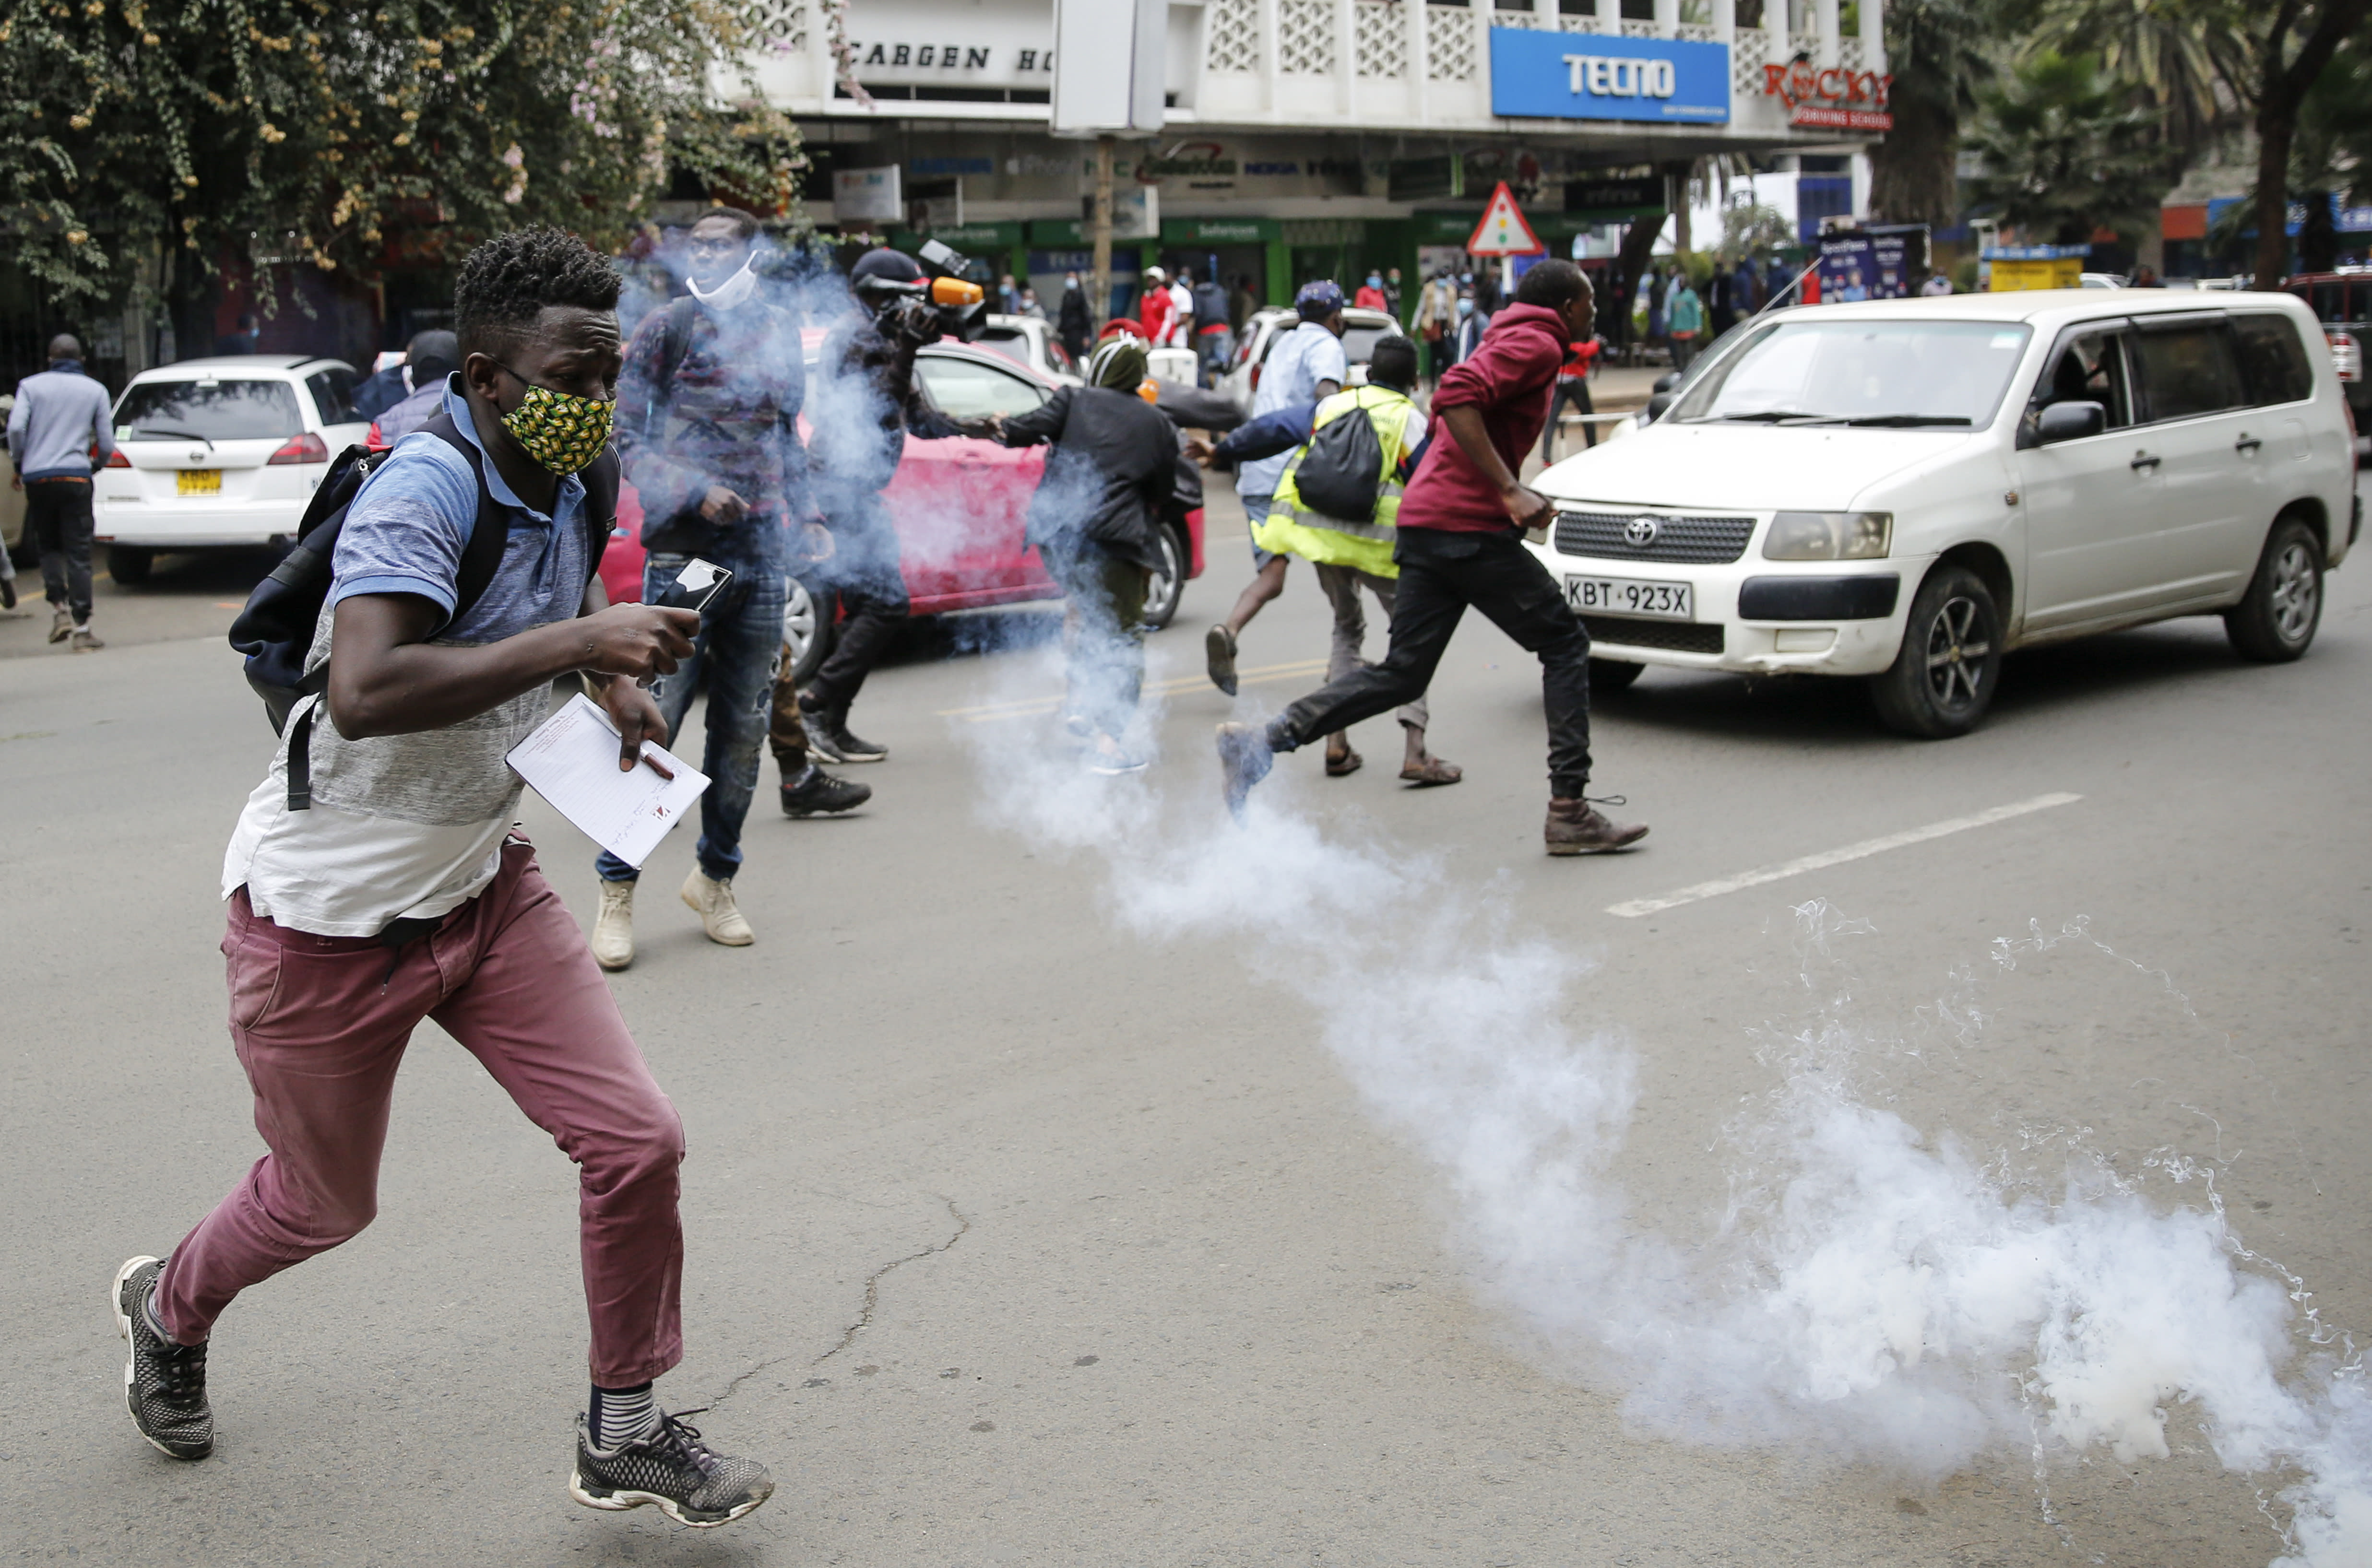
{"left": 1528, "top": 291, "right": 2358, "bottom": 735}
{"left": 94, "top": 355, "right": 369, "bottom": 583}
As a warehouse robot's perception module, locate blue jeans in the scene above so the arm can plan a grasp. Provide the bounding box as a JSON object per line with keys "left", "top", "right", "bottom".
{"left": 595, "top": 553, "right": 786, "bottom": 885}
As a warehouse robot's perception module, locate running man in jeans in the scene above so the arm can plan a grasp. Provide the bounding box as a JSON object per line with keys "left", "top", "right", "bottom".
{"left": 1203, "top": 281, "right": 1347, "bottom": 695}
{"left": 590, "top": 204, "right": 867, "bottom": 973}
{"left": 113, "top": 226, "right": 774, "bottom": 1527}
{"left": 1216, "top": 260, "right": 1649, "bottom": 857}
{"left": 6, "top": 334, "right": 117, "bottom": 647}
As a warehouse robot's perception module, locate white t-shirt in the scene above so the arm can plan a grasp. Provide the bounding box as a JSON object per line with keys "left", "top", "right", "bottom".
{"left": 1168, "top": 281, "right": 1194, "bottom": 346}
{"left": 221, "top": 388, "right": 593, "bottom": 936}
{"left": 1240, "top": 321, "right": 1351, "bottom": 497}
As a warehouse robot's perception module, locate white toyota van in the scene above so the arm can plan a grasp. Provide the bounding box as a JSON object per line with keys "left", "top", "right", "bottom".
{"left": 1527, "top": 291, "right": 2357, "bottom": 735}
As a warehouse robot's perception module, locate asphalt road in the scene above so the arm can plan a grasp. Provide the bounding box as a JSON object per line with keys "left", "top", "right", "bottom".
{"left": 3, "top": 483, "right": 2367, "bottom": 1568}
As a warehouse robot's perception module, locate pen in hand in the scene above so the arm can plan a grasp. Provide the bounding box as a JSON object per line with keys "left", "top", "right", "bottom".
{"left": 629, "top": 747, "right": 675, "bottom": 780}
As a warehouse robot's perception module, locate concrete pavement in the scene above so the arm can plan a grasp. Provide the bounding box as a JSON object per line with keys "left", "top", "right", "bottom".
{"left": 2, "top": 488, "right": 2367, "bottom": 1566}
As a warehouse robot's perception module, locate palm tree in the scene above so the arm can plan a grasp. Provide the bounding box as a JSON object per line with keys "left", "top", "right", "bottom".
{"left": 2028, "top": 0, "right": 2234, "bottom": 161}
{"left": 1963, "top": 50, "right": 2165, "bottom": 246}
{"left": 1867, "top": 0, "right": 2001, "bottom": 226}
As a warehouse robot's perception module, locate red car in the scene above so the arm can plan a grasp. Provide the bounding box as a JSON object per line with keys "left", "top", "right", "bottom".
{"left": 600, "top": 336, "right": 1206, "bottom": 680}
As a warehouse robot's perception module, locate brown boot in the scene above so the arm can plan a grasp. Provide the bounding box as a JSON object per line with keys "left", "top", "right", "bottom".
{"left": 1545, "top": 796, "right": 1648, "bottom": 856}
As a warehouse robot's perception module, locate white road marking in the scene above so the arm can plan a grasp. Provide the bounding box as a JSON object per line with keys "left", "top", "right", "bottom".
{"left": 1605, "top": 792, "right": 2085, "bottom": 919}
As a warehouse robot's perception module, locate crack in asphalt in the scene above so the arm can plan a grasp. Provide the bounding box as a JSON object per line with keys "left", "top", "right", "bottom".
{"left": 708, "top": 1195, "right": 972, "bottom": 1408}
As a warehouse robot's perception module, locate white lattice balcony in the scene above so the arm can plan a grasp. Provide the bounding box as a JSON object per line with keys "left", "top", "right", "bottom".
{"left": 732, "top": 0, "right": 1886, "bottom": 137}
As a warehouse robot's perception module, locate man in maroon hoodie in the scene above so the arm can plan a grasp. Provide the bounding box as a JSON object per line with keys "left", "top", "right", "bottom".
{"left": 1217, "top": 259, "right": 1648, "bottom": 856}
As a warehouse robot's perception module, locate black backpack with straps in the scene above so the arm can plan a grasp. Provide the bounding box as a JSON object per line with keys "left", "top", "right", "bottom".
{"left": 228, "top": 406, "right": 618, "bottom": 809}
{"left": 1291, "top": 393, "right": 1389, "bottom": 523}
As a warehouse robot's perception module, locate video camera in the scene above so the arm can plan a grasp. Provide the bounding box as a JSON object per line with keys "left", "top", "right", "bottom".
{"left": 855, "top": 237, "right": 989, "bottom": 348}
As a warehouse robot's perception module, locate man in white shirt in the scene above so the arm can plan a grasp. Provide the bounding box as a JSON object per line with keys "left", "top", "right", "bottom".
{"left": 1203, "top": 280, "right": 1348, "bottom": 695}
{"left": 1167, "top": 269, "right": 1197, "bottom": 349}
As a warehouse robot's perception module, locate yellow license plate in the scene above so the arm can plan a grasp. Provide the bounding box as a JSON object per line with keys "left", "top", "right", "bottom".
{"left": 177, "top": 469, "right": 221, "bottom": 495}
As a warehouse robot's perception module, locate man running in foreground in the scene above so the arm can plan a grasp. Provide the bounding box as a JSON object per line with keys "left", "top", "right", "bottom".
{"left": 113, "top": 226, "right": 774, "bottom": 1527}
{"left": 1216, "top": 259, "right": 1649, "bottom": 857}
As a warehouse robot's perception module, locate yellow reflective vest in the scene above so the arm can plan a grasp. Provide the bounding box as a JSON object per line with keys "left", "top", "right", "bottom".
{"left": 1255, "top": 384, "right": 1422, "bottom": 579}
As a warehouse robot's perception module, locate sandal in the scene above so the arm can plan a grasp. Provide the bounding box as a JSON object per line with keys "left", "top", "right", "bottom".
{"left": 1205, "top": 625, "right": 1239, "bottom": 696}
{"left": 1398, "top": 755, "right": 1463, "bottom": 787}
{"left": 1324, "top": 743, "right": 1363, "bottom": 778}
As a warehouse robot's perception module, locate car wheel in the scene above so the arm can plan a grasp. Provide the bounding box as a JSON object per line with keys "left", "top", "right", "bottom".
{"left": 783, "top": 575, "right": 835, "bottom": 685}
{"left": 2223, "top": 515, "right": 2322, "bottom": 663}
{"left": 1141, "top": 524, "right": 1188, "bottom": 631}
{"left": 108, "top": 546, "right": 154, "bottom": 586}
{"left": 1868, "top": 563, "right": 2003, "bottom": 739}
{"left": 1589, "top": 657, "right": 1644, "bottom": 693}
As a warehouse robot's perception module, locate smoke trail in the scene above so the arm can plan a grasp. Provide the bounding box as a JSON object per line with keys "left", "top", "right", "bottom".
{"left": 952, "top": 654, "right": 2369, "bottom": 1565}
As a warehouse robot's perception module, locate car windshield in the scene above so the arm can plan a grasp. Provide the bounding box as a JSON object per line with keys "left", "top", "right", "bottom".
{"left": 1342, "top": 324, "right": 1397, "bottom": 364}
{"left": 1668, "top": 318, "right": 2033, "bottom": 427}
{"left": 117, "top": 378, "right": 304, "bottom": 441}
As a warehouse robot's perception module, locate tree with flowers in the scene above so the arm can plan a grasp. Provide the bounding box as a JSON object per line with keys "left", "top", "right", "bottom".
{"left": 0, "top": 0, "right": 803, "bottom": 321}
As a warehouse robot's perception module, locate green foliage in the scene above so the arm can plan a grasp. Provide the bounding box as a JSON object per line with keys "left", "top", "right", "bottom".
{"left": 0, "top": 0, "right": 803, "bottom": 311}
{"left": 1716, "top": 201, "right": 1794, "bottom": 261}
{"left": 1965, "top": 50, "right": 2164, "bottom": 245}
{"left": 2027, "top": 0, "right": 2233, "bottom": 157}
{"left": 2293, "top": 30, "right": 2372, "bottom": 190}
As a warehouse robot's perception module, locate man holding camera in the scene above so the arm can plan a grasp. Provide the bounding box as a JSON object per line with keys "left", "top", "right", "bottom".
{"left": 771, "top": 247, "right": 978, "bottom": 772}
{"left": 590, "top": 205, "right": 866, "bottom": 973}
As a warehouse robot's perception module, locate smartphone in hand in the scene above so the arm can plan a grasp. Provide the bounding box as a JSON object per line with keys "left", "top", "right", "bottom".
{"left": 654, "top": 558, "right": 733, "bottom": 614}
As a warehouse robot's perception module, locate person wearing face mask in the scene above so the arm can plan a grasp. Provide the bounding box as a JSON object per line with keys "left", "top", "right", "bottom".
{"left": 1355, "top": 272, "right": 1388, "bottom": 311}
{"left": 590, "top": 205, "right": 865, "bottom": 974}
{"left": 777, "top": 247, "right": 981, "bottom": 770}
{"left": 115, "top": 225, "right": 780, "bottom": 1527}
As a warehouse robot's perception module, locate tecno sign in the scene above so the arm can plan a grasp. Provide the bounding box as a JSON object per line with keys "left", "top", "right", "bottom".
{"left": 1760, "top": 60, "right": 1893, "bottom": 130}
{"left": 1563, "top": 54, "right": 1678, "bottom": 99}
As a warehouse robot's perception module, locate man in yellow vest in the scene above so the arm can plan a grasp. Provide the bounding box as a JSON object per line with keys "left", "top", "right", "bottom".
{"left": 1191, "top": 337, "right": 1458, "bottom": 783}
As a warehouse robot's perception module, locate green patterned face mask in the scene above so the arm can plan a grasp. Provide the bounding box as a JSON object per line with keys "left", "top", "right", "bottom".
{"left": 498, "top": 375, "right": 615, "bottom": 474}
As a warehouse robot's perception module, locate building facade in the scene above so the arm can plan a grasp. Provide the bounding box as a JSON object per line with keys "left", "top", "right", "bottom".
{"left": 741, "top": 0, "right": 1887, "bottom": 312}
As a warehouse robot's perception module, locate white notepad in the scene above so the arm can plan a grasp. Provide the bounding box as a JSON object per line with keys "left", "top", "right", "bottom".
{"left": 506, "top": 693, "right": 710, "bottom": 869}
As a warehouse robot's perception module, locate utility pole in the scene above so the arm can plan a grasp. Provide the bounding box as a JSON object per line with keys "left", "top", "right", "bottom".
{"left": 1092, "top": 134, "right": 1115, "bottom": 326}
{"left": 1052, "top": 0, "right": 1164, "bottom": 328}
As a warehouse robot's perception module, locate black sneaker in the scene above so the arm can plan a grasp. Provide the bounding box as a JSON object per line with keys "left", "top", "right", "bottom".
{"left": 799, "top": 696, "right": 887, "bottom": 764}
{"left": 781, "top": 764, "right": 871, "bottom": 816}
{"left": 0, "top": 575, "right": 16, "bottom": 610}
{"left": 570, "top": 1410, "right": 774, "bottom": 1528}
{"left": 111, "top": 1256, "right": 213, "bottom": 1461}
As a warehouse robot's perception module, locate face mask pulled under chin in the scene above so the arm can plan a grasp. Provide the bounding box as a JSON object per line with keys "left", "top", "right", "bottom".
{"left": 688, "top": 256, "right": 758, "bottom": 310}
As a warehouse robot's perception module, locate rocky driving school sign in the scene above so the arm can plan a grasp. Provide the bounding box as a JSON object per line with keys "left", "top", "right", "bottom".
{"left": 1760, "top": 59, "right": 1892, "bottom": 130}
{"left": 1488, "top": 27, "right": 1730, "bottom": 123}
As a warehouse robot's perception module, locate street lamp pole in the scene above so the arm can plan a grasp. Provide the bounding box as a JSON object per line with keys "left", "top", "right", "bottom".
{"left": 1092, "top": 134, "right": 1115, "bottom": 325}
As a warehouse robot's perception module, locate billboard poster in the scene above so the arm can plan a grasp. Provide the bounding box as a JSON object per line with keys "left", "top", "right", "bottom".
{"left": 1813, "top": 231, "right": 1911, "bottom": 302}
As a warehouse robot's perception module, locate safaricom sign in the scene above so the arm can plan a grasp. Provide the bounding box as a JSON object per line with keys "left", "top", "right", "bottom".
{"left": 1488, "top": 26, "right": 1730, "bottom": 123}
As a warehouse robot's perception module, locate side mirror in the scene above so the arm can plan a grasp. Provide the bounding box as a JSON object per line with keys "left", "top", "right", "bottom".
{"left": 1643, "top": 391, "right": 1676, "bottom": 423}
{"left": 2034, "top": 400, "right": 2106, "bottom": 444}
{"left": 1651, "top": 372, "right": 1681, "bottom": 394}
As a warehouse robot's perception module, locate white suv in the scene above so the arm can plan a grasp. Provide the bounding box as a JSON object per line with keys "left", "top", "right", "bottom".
{"left": 95, "top": 356, "right": 370, "bottom": 583}
{"left": 1527, "top": 291, "right": 2357, "bottom": 736}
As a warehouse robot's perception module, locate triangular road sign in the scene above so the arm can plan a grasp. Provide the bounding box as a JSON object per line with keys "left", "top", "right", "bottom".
{"left": 1467, "top": 181, "right": 1545, "bottom": 256}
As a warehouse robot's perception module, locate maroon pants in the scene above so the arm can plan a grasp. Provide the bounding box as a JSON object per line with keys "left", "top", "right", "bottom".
{"left": 156, "top": 837, "right": 686, "bottom": 1387}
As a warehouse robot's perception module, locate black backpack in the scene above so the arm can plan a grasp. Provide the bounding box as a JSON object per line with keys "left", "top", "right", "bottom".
{"left": 1292, "top": 396, "right": 1388, "bottom": 523}
{"left": 228, "top": 407, "right": 618, "bottom": 810}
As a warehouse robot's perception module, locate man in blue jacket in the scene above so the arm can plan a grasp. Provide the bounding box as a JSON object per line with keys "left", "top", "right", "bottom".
{"left": 6, "top": 335, "right": 117, "bottom": 649}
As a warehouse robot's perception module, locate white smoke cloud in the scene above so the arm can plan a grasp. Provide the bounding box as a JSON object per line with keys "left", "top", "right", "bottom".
{"left": 952, "top": 644, "right": 2370, "bottom": 1567}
